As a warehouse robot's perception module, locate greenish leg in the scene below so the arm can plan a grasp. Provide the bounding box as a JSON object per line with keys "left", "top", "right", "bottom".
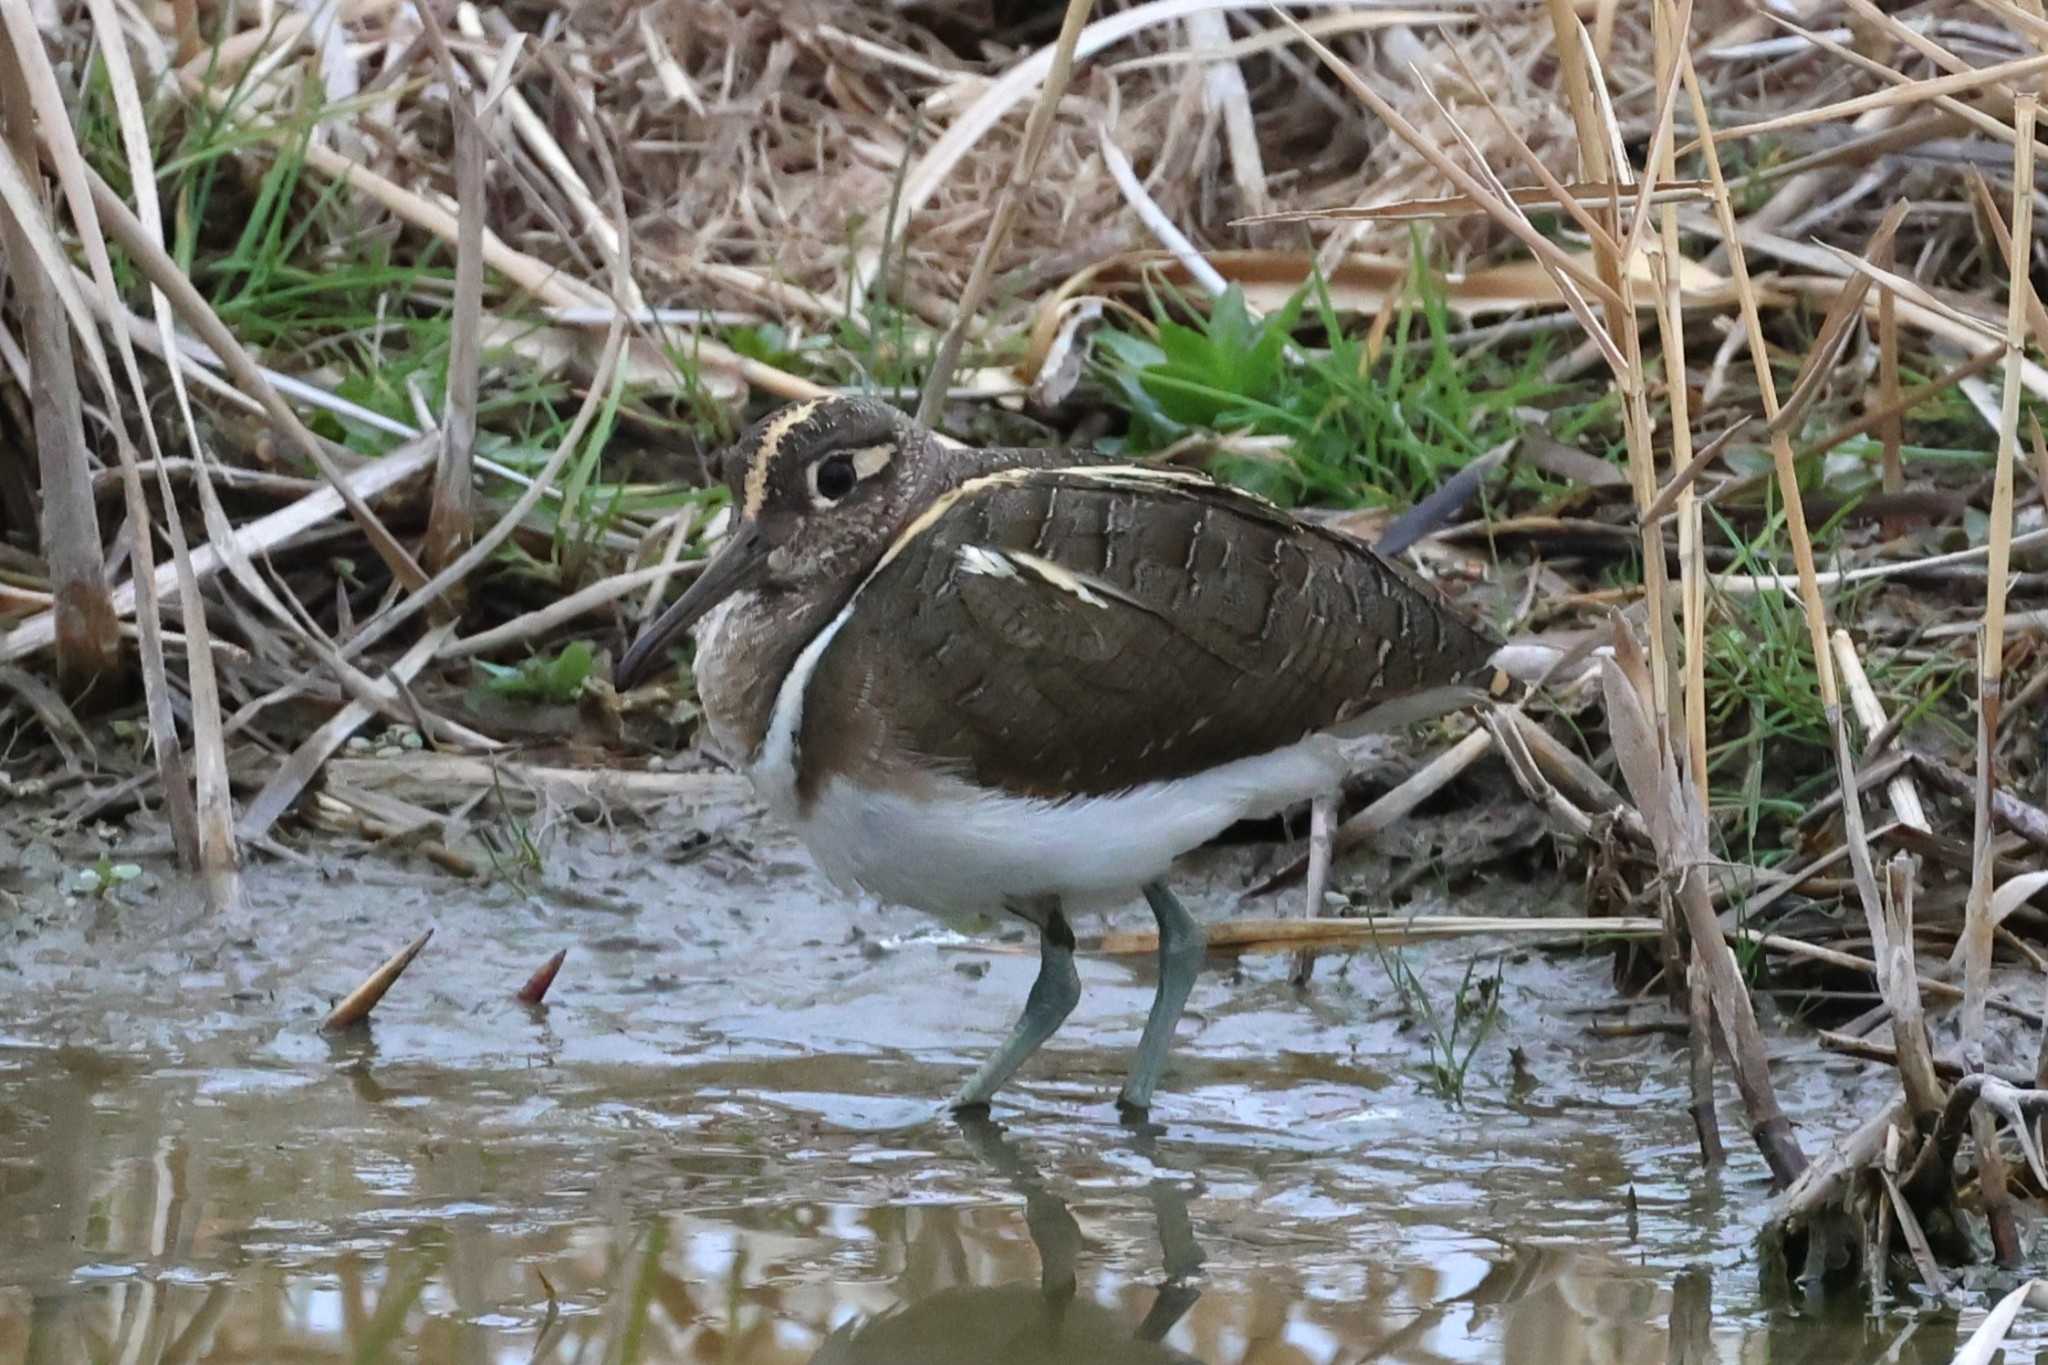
{"left": 1118, "top": 881, "right": 1208, "bottom": 1113}
{"left": 952, "top": 908, "right": 1081, "bottom": 1111}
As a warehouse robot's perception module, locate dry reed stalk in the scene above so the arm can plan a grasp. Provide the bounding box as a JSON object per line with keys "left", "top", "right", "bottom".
{"left": 1961, "top": 95, "right": 2037, "bottom": 1063}
{"left": 1242, "top": 179, "right": 1715, "bottom": 227}
{"left": 1830, "top": 631, "right": 1930, "bottom": 833}
{"left": 1090, "top": 914, "right": 1668, "bottom": 956}
{"left": 1967, "top": 170, "right": 2048, "bottom": 363}
{"left": 1603, "top": 616, "right": 1805, "bottom": 1185}
{"left": 1874, "top": 234, "right": 1904, "bottom": 520}
{"left": 447, "top": 566, "right": 689, "bottom": 661}
{"left": 1648, "top": 0, "right": 1706, "bottom": 810}
{"left": 917, "top": 0, "right": 1092, "bottom": 423}
{"left": 1708, "top": 46, "right": 2048, "bottom": 148}
{"left": 0, "top": 15, "right": 205, "bottom": 877}
{"left": 0, "top": 26, "right": 114, "bottom": 687}
{"left": 1878, "top": 1132, "right": 1953, "bottom": 1299}
{"left": 77, "top": 0, "right": 246, "bottom": 912}
{"left": 1539, "top": 1, "right": 1808, "bottom": 1178}
{"left": 1542, "top": 0, "right": 1675, "bottom": 736}
{"left": 1603, "top": 0, "right": 1690, "bottom": 1018}
{"left": 322, "top": 930, "right": 434, "bottom": 1031}
{"left": 1883, "top": 854, "right": 1944, "bottom": 1123}
{"left": 420, "top": 4, "right": 483, "bottom": 584}
{"left": 1681, "top": 47, "right": 1893, "bottom": 987}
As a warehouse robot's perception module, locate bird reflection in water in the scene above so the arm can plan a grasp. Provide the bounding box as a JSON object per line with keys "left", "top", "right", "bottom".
{"left": 808, "top": 1113, "right": 1206, "bottom": 1365}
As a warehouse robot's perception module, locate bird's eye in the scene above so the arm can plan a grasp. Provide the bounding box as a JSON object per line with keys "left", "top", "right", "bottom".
{"left": 813, "top": 454, "right": 858, "bottom": 502}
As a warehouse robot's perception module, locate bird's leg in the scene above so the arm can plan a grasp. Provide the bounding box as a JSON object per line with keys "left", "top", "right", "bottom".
{"left": 1291, "top": 791, "right": 1337, "bottom": 987}
{"left": 953, "top": 1110, "right": 1080, "bottom": 1302}
{"left": 952, "top": 903, "right": 1081, "bottom": 1111}
{"left": 1119, "top": 881, "right": 1208, "bottom": 1114}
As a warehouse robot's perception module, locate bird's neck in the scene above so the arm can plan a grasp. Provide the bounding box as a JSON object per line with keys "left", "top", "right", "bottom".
{"left": 691, "top": 584, "right": 851, "bottom": 769}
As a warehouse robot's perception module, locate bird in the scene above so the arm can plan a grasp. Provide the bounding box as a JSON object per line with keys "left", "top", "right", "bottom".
{"left": 615, "top": 396, "right": 1499, "bottom": 1115}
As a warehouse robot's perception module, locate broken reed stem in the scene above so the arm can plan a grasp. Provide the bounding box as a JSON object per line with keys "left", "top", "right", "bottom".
{"left": 1963, "top": 95, "right": 2036, "bottom": 1062}
{"left": 0, "top": 25, "right": 114, "bottom": 685}
{"left": 517, "top": 949, "right": 567, "bottom": 1006}
{"left": 1831, "top": 630, "right": 1929, "bottom": 832}
{"left": 1687, "top": 957, "right": 1725, "bottom": 1167}
{"left": 1875, "top": 238, "right": 1903, "bottom": 510}
{"left": 915, "top": 0, "right": 1092, "bottom": 424}
{"left": 1883, "top": 854, "right": 1944, "bottom": 1123}
{"left": 322, "top": 930, "right": 434, "bottom": 1031}
{"left": 421, "top": 4, "right": 484, "bottom": 583}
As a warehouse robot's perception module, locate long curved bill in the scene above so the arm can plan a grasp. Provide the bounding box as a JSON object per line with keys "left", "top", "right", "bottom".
{"left": 614, "top": 525, "right": 768, "bottom": 690}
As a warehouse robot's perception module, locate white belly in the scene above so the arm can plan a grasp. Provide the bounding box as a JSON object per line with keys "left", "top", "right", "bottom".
{"left": 749, "top": 737, "right": 1345, "bottom": 917}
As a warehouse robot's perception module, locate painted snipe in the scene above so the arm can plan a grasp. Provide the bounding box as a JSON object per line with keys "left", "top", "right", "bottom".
{"left": 615, "top": 397, "right": 1498, "bottom": 1114}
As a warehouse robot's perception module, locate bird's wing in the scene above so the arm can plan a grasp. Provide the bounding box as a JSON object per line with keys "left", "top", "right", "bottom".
{"left": 799, "top": 465, "right": 1497, "bottom": 800}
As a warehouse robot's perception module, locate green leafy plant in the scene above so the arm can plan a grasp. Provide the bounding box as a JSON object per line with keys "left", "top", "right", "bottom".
{"left": 473, "top": 641, "right": 597, "bottom": 705}
{"left": 1096, "top": 260, "right": 1564, "bottom": 508}
{"left": 71, "top": 854, "right": 143, "bottom": 900}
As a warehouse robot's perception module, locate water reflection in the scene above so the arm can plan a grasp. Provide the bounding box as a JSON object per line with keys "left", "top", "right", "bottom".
{"left": 808, "top": 1114, "right": 1204, "bottom": 1364}
{"left": 0, "top": 1033, "right": 1991, "bottom": 1365}
{"left": 0, "top": 829, "right": 2017, "bottom": 1365}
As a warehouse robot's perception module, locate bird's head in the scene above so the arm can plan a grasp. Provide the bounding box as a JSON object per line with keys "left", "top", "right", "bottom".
{"left": 614, "top": 397, "right": 931, "bottom": 689}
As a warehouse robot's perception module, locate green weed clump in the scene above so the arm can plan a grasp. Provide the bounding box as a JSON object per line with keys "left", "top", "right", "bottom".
{"left": 473, "top": 640, "right": 598, "bottom": 705}
{"left": 1094, "top": 267, "right": 1565, "bottom": 508}
{"left": 1369, "top": 942, "right": 1504, "bottom": 1104}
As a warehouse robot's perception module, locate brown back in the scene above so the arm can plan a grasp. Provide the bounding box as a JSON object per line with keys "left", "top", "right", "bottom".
{"left": 799, "top": 467, "right": 1496, "bottom": 801}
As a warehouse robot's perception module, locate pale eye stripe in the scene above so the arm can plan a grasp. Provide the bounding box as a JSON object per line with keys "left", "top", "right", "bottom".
{"left": 743, "top": 400, "right": 822, "bottom": 517}
{"left": 848, "top": 443, "right": 894, "bottom": 479}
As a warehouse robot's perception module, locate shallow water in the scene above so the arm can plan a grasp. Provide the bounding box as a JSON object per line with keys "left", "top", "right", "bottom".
{"left": 0, "top": 811, "right": 2031, "bottom": 1362}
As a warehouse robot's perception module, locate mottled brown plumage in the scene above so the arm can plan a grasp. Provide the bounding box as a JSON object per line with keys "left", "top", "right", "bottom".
{"left": 801, "top": 464, "right": 1496, "bottom": 804}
